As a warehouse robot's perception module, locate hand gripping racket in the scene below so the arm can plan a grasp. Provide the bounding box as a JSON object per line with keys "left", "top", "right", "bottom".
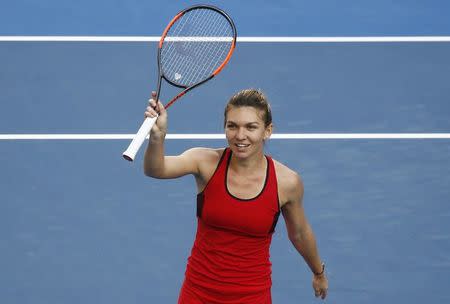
{"left": 122, "top": 5, "right": 237, "bottom": 161}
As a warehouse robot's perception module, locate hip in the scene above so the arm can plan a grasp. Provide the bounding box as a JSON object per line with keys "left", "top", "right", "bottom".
{"left": 178, "top": 276, "right": 272, "bottom": 304}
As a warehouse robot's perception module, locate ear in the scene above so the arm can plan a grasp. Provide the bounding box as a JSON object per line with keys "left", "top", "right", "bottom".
{"left": 264, "top": 123, "right": 273, "bottom": 140}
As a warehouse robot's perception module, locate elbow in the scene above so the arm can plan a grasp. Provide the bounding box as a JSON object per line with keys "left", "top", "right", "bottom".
{"left": 289, "top": 225, "right": 312, "bottom": 244}
{"left": 288, "top": 231, "right": 303, "bottom": 244}
{"left": 143, "top": 163, "right": 151, "bottom": 177}
{"left": 143, "top": 157, "right": 162, "bottom": 178}
{"left": 144, "top": 170, "right": 162, "bottom": 179}
{"left": 289, "top": 225, "right": 315, "bottom": 246}
{"left": 143, "top": 169, "right": 153, "bottom": 178}
{"left": 143, "top": 166, "right": 162, "bottom": 178}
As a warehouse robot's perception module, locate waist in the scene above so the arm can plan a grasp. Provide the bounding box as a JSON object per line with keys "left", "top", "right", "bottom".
{"left": 185, "top": 222, "right": 273, "bottom": 292}
{"left": 186, "top": 253, "right": 272, "bottom": 295}
{"left": 182, "top": 276, "right": 272, "bottom": 304}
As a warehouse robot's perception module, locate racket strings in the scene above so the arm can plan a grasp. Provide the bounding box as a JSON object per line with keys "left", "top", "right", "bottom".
{"left": 161, "top": 9, "right": 202, "bottom": 77}
{"left": 189, "top": 14, "right": 231, "bottom": 80}
{"left": 178, "top": 10, "right": 218, "bottom": 77}
{"left": 160, "top": 8, "right": 234, "bottom": 87}
{"left": 162, "top": 9, "right": 230, "bottom": 82}
{"left": 163, "top": 9, "right": 211, "bottom": 78}
{"left": 177, "top": 15, "right": 227, "bottom": 83}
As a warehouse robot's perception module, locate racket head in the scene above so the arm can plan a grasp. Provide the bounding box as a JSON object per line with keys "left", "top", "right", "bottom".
{"left": 157, "top": 5, "right": 237, "bottom": 91}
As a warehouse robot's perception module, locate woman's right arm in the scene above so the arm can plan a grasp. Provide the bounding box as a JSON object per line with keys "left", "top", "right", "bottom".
{"left": 143, "top": 92, "right": 200, "bottom": 179}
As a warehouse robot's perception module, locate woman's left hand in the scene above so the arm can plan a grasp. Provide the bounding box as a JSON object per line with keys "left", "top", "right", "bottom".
{"left": 312, "top": 273, "right": 328, "bottom": 300}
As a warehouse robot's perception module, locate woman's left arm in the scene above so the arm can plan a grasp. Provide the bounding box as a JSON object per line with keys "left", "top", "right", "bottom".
{"left": 280, "top": 171, "right": 328, "bottom": 299}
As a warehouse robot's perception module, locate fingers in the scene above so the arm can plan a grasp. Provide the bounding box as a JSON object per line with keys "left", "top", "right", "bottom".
{"left": 145, "top": 91, "right": 164, "bottom": 118}
{"left": 322, "top": 289, "right": 327, "bottom": 299}
{"left": 313, "top": 277, "right": 328, "bottom": 300}
{"left": 145, "top": 104, "right": 158, "bottom": 118}
{"left": 315, "top": 288, "right": 327, "bottom": 300}
{"left": 148, "top": 91, "right": 157, "bottom": 107}
{"left": 314, "top": 289, "right": 320, "bottom": 298}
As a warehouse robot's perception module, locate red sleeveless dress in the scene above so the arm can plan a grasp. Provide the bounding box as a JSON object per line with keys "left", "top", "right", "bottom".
{"left": 178, "top": 148, "right": 281, "bottom": 304}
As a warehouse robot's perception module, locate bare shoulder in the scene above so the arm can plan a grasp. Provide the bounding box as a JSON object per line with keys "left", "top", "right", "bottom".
{"left": 183, "top": 147, "right": 224, "bottom": 175}
{"left": 272, "top": 158, "right": 303, "bottom": 190}
{"left": 272, "top": 158, "right": 304, "bottom": 207}
{"left": 183, "top": 147, "right": 225, "bottom": 189}
{"left": 182, "top": 147, "right": 224, "bottom": 165}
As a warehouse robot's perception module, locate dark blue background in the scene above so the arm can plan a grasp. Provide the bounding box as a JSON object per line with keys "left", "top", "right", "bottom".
{"left": 1, "top": 0, "right": 450, "bottom": 36}
{"left": 1, "top": 1, "right": 450, "bottom": 303}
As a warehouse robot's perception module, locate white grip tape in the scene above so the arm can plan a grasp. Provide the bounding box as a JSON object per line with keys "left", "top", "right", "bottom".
{"left": 122, "top": 115, "right": 158, "bottom": 161}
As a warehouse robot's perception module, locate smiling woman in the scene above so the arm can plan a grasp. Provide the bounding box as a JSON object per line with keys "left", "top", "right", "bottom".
{"left": 143, "top": 88, "right": 328, "bottom": 303}
{"left": 224, "top": 90, "right": 273, "bottom": 160}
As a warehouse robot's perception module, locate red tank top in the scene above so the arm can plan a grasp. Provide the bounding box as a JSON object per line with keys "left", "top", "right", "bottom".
{"left": 183, "top": 148, "right": 281, "bottom": 303}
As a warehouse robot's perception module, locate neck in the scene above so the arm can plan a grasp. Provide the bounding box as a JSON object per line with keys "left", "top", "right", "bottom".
{"left": 229, "top": 150, "right": 266, "bottom": 174}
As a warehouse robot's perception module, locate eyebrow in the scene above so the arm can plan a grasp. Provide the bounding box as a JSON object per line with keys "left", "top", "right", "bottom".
{"left": 226, "top": 121, "right": 260, "bottom": 126}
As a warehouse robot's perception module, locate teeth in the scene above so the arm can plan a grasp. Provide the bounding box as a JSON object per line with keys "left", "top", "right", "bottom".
{"left": 236, "top": 144, "right": 249, "bottom": 147}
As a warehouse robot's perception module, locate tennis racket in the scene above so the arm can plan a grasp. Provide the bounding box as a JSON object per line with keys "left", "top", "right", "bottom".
{"left": 122, "top": 4, "right": 237, "bottom": 161}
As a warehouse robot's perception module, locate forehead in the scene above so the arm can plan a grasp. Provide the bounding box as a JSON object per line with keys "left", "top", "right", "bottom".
{"left": 225, "top": 106, "right": 264, "bottom": 123}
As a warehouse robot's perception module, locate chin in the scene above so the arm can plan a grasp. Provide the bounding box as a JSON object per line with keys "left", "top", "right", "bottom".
{"left": 227, "top": 145, "right": 245, "bottom": 156}
{"left": 232, "top": 149, "right": 249, "bottom": 158}
{"left": 229, "top": 144, "right": 261, "bottom": 159}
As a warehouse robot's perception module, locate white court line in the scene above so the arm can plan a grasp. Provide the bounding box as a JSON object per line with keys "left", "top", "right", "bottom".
{"left": 1, "top": 37, "right": 448, "bottom": 141}
{"left": 1, "top": 134, "right": 450, "bottom": 140}
{"left": 1, "top": 36, "right": 450, "bottom": 42}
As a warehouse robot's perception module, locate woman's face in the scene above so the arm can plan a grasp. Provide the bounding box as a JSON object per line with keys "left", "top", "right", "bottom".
{"left": 225, "top": 106, "right": 272, "bottom": 159}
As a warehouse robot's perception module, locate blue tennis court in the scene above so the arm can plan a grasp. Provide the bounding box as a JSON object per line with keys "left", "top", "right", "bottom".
{"left": 1, "top": 1, "right": 450, "bottom": 303}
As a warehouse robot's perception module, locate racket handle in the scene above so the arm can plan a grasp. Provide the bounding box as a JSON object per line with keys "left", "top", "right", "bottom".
{"left": 122, "top": 116, "right": 158, "bottom": 161}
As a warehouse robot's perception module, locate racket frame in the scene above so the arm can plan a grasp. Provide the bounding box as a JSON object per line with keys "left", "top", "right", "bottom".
{"left": 155, "top": 4, "right": 237, "bottom": 109}
{"left": 122, "top": 4, "right": 237, "bottom": 161}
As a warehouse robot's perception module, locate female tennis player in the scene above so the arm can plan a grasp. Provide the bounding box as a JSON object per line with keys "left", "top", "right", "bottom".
{"left": 144, "top": 89, "right": 328, "bottom": 303}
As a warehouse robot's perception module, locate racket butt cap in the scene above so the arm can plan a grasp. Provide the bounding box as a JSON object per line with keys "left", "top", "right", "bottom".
{"left": 122, "top": 153, "right": 134, "bottom": 161}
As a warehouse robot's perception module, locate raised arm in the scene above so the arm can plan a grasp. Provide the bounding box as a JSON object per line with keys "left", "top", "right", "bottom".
{"left": 279, "top": 167, "right": 329, "bottom": 299}
{"left": 143, "top": 92, "right": 199, "bottom": 179}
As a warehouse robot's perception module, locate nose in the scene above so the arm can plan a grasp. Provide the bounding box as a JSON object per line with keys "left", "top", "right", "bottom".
{"left": 236, "top": 127, "right": 246, "bottom": 140}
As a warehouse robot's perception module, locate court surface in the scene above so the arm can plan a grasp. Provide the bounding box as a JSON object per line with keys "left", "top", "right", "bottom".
{"left": 1, "top": 1, "right": 450, "bottom": 303}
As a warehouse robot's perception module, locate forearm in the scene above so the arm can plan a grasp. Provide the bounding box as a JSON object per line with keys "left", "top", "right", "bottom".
{"left": 290, "top": 224, "right": 323, "bottom": 275}
{"left": 143, "top": 134, "right": 166, "bottom": 177}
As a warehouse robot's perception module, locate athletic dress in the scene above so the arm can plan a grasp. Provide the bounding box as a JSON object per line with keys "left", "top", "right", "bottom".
{"left": 178, "top": 148, "right": 281, "bottom": 304}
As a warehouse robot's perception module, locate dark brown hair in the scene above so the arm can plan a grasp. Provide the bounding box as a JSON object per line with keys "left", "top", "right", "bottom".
{"left": 224, "top": 89, "right": 272, "bottom": 127}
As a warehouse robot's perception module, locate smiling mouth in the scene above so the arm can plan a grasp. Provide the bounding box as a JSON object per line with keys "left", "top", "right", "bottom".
{"left": 235, "top": 143, "right": 250, "bottom": 148}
